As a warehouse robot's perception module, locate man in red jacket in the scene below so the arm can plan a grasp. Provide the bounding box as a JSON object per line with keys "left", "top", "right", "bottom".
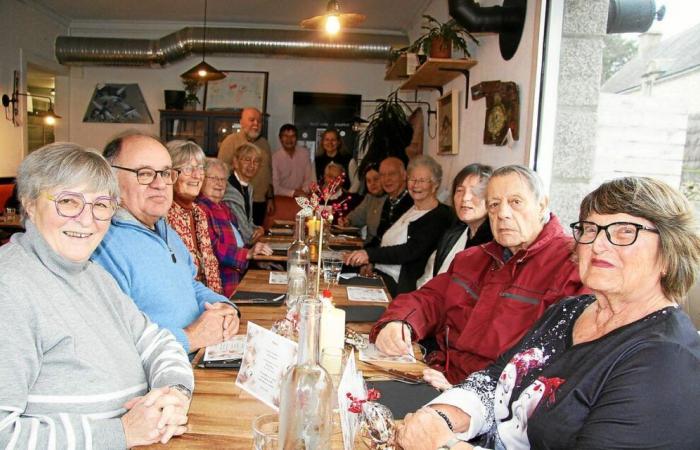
{"left": 371, "top": 165, "right": 586, "bottom": 388}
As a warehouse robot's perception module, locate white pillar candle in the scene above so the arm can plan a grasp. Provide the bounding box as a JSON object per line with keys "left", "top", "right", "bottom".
{"left": 320, "top": 306, "right": 346, "bottom": 353}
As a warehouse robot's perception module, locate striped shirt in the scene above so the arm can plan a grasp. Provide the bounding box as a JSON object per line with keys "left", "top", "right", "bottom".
{"left": 0, "top": 222, "right": 194, "bottom": 449}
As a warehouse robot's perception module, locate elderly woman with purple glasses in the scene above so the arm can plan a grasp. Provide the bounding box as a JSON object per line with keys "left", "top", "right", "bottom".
{"left": 0, "top": 143, "right": 193, "bottom": 449}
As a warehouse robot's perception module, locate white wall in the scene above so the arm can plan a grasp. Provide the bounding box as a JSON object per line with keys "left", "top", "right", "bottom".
{"left": 68, "top": 54, "right": 393, "bottom": 151}
{"left": 0, "top": 0, "right": 68, "bottom": 177}
{"left": 398, "top": 0, "right": 544, "bottom": 195}
{"left": 624, "top": 70, "right": 700, "bottom": 114}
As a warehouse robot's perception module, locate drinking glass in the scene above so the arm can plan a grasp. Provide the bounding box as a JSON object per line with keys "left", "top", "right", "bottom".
{"left": 4, "top": 208, "right": 16, "bottom": 220}
{"left": 252, "top": 413, "right": 279, "bottom": 450}
{"left": 322, "top": 253, "right": 343, "bottom": 285}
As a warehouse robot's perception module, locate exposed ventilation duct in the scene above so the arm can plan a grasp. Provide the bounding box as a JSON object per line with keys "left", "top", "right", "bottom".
{"left": 607, "top": 0, "right": 664, "bottom": 34}
{"left": 448, "top": 0, "right": 527, "bottom": 61}
{"left": 55, "top": 27, "right": 407, "bottom": 66}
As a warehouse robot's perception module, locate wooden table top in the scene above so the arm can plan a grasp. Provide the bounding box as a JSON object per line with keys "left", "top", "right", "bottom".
{"left": 142, "top": 270, "right": 424, "bottom": 448}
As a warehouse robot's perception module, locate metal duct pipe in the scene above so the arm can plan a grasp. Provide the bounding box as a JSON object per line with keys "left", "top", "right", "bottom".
{"left": 55, "top": 27, "right": 407, "bottom": 66}
{"left": 448, "top": 0, "right": 526, "bottom": 61}
{"left": 607, "top": 0, "right": 663, "bottom": 34}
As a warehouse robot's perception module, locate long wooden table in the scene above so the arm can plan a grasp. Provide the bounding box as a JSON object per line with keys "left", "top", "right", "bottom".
{"left": 143, "top": 270, "right": 425, "bottom": 448}
{"left": 255, "top": 234, "right": 365, "bottom": 263}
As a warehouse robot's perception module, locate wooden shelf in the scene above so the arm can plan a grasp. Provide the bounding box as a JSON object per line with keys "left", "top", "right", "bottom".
{"left": 399, "top": 58, "right": 477, "bottom": 91}
{"left": 384, "top": 54, "right": 409, "bottom": 81}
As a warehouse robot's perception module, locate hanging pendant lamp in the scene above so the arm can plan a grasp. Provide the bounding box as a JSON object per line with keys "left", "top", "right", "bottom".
{"left": 181, "top": 0, "right": 225, "bottom": 81}
{"left": 300, "top": 0, "right": 366, "bottom": 36}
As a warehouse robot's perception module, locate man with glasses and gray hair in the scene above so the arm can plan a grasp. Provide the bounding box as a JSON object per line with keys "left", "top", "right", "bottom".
{"left": 93, "top": 132, "right": 239, "bottom": 356}
{"left": 370, "top": 164, "right": 587, "bottom": 390}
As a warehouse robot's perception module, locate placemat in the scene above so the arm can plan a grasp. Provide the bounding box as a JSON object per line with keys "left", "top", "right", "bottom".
{"left": 337, "top": 305, "right": 386, "bottom": 322}
{"left": 339, "top": 275, "right": 384, "bottom": 287}
{"left": 364, "top": 380, "right": 438, "bottom": 419}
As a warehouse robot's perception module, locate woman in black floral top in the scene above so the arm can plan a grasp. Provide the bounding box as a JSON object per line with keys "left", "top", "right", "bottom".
{"left": 398, "top": 177, "right": 700, "bottom": 450}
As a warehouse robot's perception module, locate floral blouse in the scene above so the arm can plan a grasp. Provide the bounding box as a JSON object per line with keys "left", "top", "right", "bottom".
{"left": 167, "top": 201, "right": 223, "bottom": 294}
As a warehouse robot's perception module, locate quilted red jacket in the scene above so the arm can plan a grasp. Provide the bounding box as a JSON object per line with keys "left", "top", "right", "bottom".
{"left": 369, "top": 214, "right": 587, "bottom": 384}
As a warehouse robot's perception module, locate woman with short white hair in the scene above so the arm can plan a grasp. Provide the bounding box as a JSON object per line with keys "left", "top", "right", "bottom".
{"left": 345, "top": 155, "right": 452, "bottom": 295}
{"left": 0, "top": 143, "right": 193, "bottom": 448}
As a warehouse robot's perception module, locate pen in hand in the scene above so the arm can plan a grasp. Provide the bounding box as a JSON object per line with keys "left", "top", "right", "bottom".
{"left": 401, "top": 308, "right": 416, "bottom": 352}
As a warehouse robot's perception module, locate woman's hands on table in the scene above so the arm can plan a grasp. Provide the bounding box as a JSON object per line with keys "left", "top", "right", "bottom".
{"left": 121, "top": 386, "right": 191, "bottom": 447}
{"left": 248, "top": 242, "right": 273, "bottom": 259}
{"left": 344, "top": 250, "right": 369, "bottom": 266}
{"left": 397, "top": 407, "right": 473, "bottom": 450}
{"left": 422, "top": 368, "right": 453, "bottom": 390}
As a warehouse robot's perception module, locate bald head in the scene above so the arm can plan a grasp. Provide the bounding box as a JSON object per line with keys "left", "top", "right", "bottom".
{"left": 379, "top": 157, "right": 407, "bottom": 198}
{"left": 240, "top": 107, "right": 262, "bottom": 141}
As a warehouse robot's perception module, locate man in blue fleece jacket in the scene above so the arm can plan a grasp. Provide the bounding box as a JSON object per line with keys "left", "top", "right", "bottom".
{"left": 93, "top": 132, "right": 239, "bottom": 354}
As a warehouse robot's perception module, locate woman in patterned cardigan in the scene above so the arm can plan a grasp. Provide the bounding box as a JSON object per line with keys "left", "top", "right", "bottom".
{"left": 166, "top": 140, "right": 223, "bottom": 293}
{"left": 197, "top": 158, "right": 272, "bottom": 297}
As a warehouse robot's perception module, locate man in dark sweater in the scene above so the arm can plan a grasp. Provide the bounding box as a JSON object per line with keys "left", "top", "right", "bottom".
{"left": 367, "top": 157, "right": 413, "bottom": 247}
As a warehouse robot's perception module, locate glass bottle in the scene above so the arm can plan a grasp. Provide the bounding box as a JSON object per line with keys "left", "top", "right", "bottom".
{"left": 287, "top": 214, "right": 309, "bottom": 309}
{"left": 278, "top": 297, "right": 333, "bottom": 449}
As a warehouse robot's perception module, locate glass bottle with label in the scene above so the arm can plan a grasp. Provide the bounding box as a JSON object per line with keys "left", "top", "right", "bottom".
{"left": 278, "top": 297, "right": 333, "bottom": 448}
{"left": 287, "top": 214, "right": 309, "bottom": 310}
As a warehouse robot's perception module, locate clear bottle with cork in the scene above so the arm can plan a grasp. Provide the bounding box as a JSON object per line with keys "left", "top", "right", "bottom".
{"left": 278, "top": 297, "right": 333, "bottom": 448}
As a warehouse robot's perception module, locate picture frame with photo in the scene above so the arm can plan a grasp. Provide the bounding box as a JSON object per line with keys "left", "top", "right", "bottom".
{"left": 204, "top": 71, "right": 268, "bottom": 112}
{"left": 437, "top": 90, "right": 459, "bottom": 155}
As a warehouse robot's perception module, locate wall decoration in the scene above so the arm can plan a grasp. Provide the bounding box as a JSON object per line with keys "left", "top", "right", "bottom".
{"left": 471, "top": 81, "right": 520, "bottom": 146}
{"left": 437, "top": 90, "right": 459, "bottom": 155}
{"left": 205, "top": 71, "right": 268, "bottom": 112}
{"left": 83, "top": 83, "right": 153, "bottom": 123}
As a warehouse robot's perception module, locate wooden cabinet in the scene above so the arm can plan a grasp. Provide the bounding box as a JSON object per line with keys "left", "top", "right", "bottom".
{"left": 159, "top": 110, "right": 268, "bottom": 157}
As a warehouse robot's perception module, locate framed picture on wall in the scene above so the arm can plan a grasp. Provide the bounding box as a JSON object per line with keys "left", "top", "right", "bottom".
{"left": 205, "top": 71, "right": 268, "bottom": 112}
{"left": 437, "top": 90, "right": 459, "bottom": 155}
{"left": 83, "top": 83, "right": 153, "bottom": 123}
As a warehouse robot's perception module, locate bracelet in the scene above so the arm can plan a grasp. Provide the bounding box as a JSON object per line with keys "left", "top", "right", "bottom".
{"left": 433, "top": 409, "right": 454, "bottom": 432}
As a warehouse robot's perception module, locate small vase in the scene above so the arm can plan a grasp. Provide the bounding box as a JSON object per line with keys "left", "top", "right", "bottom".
{"left": 430, "top": 36, "right": 452, "bottom": 58}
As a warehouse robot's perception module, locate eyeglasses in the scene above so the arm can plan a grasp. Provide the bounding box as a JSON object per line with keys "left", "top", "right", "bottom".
{"left": 111, "top": 165, "right": 179, "bottom": 185}
{"left": 407, "top": 178, "right": 433, "bottom": 185}
{"left": 239, "top": 157, "right": 261, "bottom": 166}
{"left": 570, "top": 221, "right": 659, "bottom": 246}
{"left": 46, "top": 191, "right": 118, "bottom": 221}
{"left": 205, "top": 175, "right": 228, "bottom": 184}
{"left": 177, "top": 164, "right": 205, "bottom": 176}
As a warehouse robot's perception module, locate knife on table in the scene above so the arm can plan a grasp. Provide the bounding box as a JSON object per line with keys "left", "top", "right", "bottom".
{"left": 361, "top": 360, "right": 425, "bottom": 383}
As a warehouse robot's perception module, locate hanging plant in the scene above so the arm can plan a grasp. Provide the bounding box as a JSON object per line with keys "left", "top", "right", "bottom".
{"left": 358, "top": 89, "right": 414, "bottom": 175}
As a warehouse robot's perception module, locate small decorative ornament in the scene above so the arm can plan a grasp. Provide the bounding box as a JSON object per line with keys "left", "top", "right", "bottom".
{"left": 346, "top": 389, "right": 396, "bottom": 449}
{"left": 295, "top": 174, "right": 349, "bottom": 297}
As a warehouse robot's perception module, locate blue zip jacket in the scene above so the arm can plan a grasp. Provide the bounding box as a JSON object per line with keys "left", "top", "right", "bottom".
{"left": 92, "top": 208, "right": 231, "bottom": 353}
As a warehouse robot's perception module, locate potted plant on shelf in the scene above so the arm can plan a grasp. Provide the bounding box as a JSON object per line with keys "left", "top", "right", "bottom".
{"left": 182, "top": 79, "right": 201, "bottom": 110}
{"left": 409, "top": 14, "right": 479, "bottom": 59}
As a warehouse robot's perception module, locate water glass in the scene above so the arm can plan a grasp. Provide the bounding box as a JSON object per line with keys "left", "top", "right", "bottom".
{"left": 5, "top": 207, "right": 16, "bottom": 219}
{"left": 322, "top": 254, "right": 343, "bottom": 285}
{"left": 252, "top": 413, "right": 279, "bottom": 450}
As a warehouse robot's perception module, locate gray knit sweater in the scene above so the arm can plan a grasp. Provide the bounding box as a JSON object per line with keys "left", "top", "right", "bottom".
{"left": 0, "top": 222, "right": 194, "bottom": 449}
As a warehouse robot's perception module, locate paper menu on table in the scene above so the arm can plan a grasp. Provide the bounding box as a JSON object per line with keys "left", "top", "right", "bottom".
{"left": 358, "top": 335, "right": 416, "bottom": 364}
{"left": 346, "top": 287, "right": 389, "bottom": 303}
{"left": 235, "top": 322, "right": 298, "bottom": 411}
{"left": 269, "top": 271, "right": 288, "bottom": 284}
{"left": 203, "top": 335, "right": 246, "bottom": 362}
{"left": 338, "top": 349, "right": 364, "bottom": 450}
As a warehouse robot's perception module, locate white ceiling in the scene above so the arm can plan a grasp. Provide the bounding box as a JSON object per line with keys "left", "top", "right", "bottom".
{"left": 34, "top": 0, "right": 431, "bottom": 33}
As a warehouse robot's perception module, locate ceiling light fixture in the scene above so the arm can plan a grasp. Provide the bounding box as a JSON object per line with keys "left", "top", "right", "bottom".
{"left": 2, "top": 70, "right": 61, "bottom": 126}
{"left": 301, "top": 0, "right": 366, "bottom": 36}
{"left": 181, "top": 0, "right": 225, "bottom": 81}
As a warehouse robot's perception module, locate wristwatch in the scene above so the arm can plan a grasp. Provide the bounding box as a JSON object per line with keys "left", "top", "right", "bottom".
{"left": 437, "top": 437, "right": 461, "bottom": 450}
{"left": 169, "top": 384, "right": 192, "bottom": 399}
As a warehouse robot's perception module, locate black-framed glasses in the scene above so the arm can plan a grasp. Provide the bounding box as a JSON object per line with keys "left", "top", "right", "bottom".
{"left": 46, "top": 191, "right": 118, "bottom": 221}
{"left": 111, "top": 165, "right": 179, "bottom": 185}
{"left": 177, "top": 164, "right": 205, "bottom": 176}
{"left": 570, "top": 221, "right": 659, "bottom": 246}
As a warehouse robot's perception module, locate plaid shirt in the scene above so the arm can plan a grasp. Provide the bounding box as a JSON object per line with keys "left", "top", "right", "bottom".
{"left": 196, "top": 196, "right": 249, "bottom": 297}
